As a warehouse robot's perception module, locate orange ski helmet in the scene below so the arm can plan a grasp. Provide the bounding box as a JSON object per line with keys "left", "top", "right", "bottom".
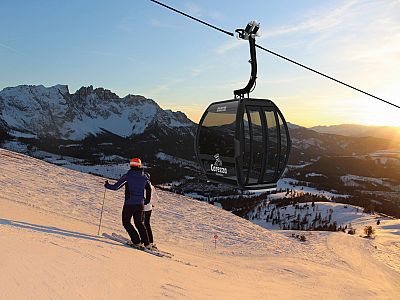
{"left": 130, "top": 157, "right": 142, "bottom": 167}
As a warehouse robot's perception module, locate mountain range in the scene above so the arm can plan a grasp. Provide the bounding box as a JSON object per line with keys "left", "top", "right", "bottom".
{"left": 311, "top": 124, "right": 400, "bottom": 141}
{"left": 1, "top": 85, "right": 398, "bottom": 160}
{"left": 0, "top": 85, "right": 197, "bottom": 180}
{"left": 0, "top": 84, "right": 194, "bottom": 140}
{"left": 1, "top": 84, "right": 399, "bottom": 215}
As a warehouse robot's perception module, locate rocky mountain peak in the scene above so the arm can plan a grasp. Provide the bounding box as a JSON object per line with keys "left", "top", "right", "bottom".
{"left": 0, "top": 84, "right": 196, "bottom": 140}
{"left": 123, "top": 94, "right": 160, "bottom": 108}
{"left": 74, "top": 86, "right": 119, "bottom": 102}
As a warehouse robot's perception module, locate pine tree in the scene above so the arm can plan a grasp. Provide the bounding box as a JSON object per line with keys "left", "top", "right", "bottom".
{"left": 364, "top": 226, "right": 375, "bottom": 237}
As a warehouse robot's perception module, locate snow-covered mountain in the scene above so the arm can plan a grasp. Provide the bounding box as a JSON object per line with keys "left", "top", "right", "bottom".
{"left": 0, "top": 84, "right": 194, "bottom": 140}
{"left": 0, "top": 85, "right": 198, "bottom": 182}
{"left": 0, "top": 148, "right": 399, "bottom": 298}
{"left": 289, "top": 126, "right": 395, "bottom": 160}
{"left": 310, "top": 124, "right": 400, "bottom": 141}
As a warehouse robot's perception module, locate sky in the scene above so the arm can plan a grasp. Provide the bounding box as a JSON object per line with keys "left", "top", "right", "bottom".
{"left": 0, "top": 0, "right": 399, "bottom": 127}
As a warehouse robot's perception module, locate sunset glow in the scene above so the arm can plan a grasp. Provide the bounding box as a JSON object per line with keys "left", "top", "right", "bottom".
{"left": 0, "top": 0, "right": 399, "bottom": 127}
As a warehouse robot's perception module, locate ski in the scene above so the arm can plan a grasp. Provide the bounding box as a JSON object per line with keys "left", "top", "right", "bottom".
{"left": 102, "top": 233, "right": 172, "bottom": 258}
{"left": 111, "top": 233, "right": 173, "bottom": 257}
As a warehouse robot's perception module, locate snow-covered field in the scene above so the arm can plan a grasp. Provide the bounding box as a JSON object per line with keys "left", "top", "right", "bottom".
{"left": 0, "top": 148, "right": 399, "bottom": 299}
{"left": 250, "top": 202, "right": 383, "bottom": 230}
{"left": 340, "top": 174, "right": 398, "bottom": 191}
{"left": 253, "top": 202, "right": 378, "bottom": 229}
{"left": 277, "top": 178, "right": 347, "bottom": 199}
{"left": 2, "top": 140, "right": 199, "bottom": 182}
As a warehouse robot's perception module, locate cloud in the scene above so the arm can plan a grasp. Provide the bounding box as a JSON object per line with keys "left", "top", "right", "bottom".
{"left": 315, "top": 0, "right": 400, "bottom": 95}
{"left": 215, "top": 0, "right": 361, "bottom": 54}
{"left": 185, "top": 2, "right": 202, "bottom": 16}
{"left": 183, "top": 1, "right": 225, "bottom": 22}
{"left": 264, "top": 0, "right": 359, "bottom": 38}
{"left": 208, "top": 11, "right": 225, "bottom": 22}
{"left": 139, "top": 77, "right": 185, "bottom": 98}
{"left": 190, "top": 63, "right": 213, "bottom": 77}
{"left": 149, "top": 18, "right": 180, "bottom": 29}
{"left": 215, "top": 38, "right": 242, "bottom": 54}
{"left": 148, "top": 1, "right": 225, "bottom": 30}
{"left": 0, "top": 42, "right": 26, "bottom": 56}
{"left": 116, "top": 15, "right": 136, "bottom": 33}
{"left": 215, "top": 0, "right": 399, "bottom": 103}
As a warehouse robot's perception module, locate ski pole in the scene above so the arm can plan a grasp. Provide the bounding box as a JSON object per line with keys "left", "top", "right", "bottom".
{"left": 97, "top": 187, "right": 106, "bottom": 236}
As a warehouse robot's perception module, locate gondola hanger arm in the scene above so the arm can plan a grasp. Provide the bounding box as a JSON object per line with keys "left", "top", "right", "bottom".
{"left": 234, "top": 21, "right": 260, "bottom": 99}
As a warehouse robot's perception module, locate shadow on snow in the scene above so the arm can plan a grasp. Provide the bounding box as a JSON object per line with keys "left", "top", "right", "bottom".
{"left": 0, "top": 218, "right": 124, "bottom": 247}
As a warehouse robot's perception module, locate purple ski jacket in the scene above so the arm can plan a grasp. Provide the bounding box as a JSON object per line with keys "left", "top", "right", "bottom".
{"left": 105, "top": 169, "right": 151, "bottom": 205}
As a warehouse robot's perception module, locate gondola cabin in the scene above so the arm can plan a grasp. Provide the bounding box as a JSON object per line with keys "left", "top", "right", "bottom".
{"left": 195, "top": 21, "right": 291, "bottom": 190}
{"left": 196, "top": 98, "right": 290, "bottom": 190}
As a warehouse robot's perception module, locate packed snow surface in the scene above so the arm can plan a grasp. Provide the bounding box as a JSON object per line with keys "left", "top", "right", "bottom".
{"left": 0, "top": 148, "right": 399, "bottom": 299}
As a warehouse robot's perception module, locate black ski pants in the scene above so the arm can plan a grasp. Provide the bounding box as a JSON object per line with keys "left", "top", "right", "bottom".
{"left": 144, "top": 210, "right": 153, "bottom": 244}
{"left": 122, "top": 204, "right": 149, "bottom": 246}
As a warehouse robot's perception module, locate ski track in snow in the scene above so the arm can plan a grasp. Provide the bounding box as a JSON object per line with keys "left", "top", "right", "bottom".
{"left": 0, "top": 148, "right": 399, "bottom": 299}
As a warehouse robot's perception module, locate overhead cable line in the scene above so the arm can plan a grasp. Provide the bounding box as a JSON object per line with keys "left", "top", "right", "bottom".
{"left": 149, "top": 0, "right": 399, "bottom": 109}
{"left": 150, "top": 0, "right": 234, "bottom": 37}
{"left": 254, "top": 44, "right": 400, "bottom": 109}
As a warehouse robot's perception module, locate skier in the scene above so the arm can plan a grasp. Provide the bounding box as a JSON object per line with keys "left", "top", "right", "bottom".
{"left": 143, "top": 173, "right": 157, "bottom": 249}
{"left": 104, "top": 157, "right": 151, "bottom": 249}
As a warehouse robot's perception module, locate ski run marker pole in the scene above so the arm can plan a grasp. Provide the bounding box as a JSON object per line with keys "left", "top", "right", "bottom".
{"left": 213, "top": 234, "right": 218, "bottom": 249}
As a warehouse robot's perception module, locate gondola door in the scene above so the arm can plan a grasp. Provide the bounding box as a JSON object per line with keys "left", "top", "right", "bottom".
{"left": 243, "top": 105, "right": 265, "bottom": 185}
{"left": 237, "top": 100, "right": 286, "bottom": 189}
{"left": 263, "top": 108, "right": 279, "bottom": 183}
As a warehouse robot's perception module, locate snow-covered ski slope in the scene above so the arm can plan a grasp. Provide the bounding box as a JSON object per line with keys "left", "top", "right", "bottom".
{"left": 0, "top": 148, "right": 399, "bottom": 299}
